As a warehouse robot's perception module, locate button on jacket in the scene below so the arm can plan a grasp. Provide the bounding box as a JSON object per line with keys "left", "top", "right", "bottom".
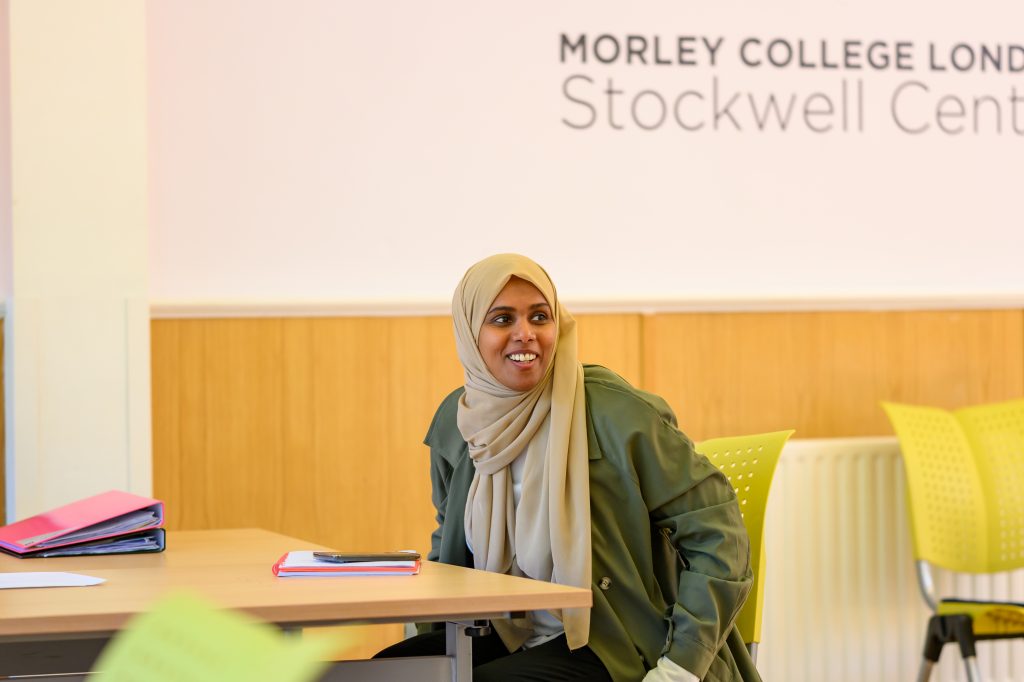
{"left": 424, "top": 365, "right": 761, "bottom": 682}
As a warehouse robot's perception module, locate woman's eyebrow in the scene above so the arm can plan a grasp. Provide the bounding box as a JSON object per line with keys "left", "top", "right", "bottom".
{"left": 485, "top": 302, "right": 551, "bottom": 315}
{"left": 485, "top": 305, "right": 515, "bottom": 315}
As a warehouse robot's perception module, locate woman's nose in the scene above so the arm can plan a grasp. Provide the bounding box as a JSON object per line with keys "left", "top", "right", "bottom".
{"left": 512, "top": 321, "right": 535, "bottom": 342}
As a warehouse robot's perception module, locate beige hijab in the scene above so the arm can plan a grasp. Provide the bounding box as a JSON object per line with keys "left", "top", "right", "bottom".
{"left": 452, "top": 254, "right": 591, "bottom": 651}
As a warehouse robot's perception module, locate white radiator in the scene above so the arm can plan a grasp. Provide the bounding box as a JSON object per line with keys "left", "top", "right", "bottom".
{"left": 756, "top": 437, "right": 1024, "bottom": 682}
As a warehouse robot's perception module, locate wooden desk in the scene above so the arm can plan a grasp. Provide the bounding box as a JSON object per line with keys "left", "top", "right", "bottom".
{"left": 0, "top": 528, "right": 592, "bottom": 680}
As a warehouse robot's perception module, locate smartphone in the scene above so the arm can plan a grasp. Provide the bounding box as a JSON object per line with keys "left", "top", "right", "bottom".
{"left": 313, "top": 551, "right": 420, "bottom": 563}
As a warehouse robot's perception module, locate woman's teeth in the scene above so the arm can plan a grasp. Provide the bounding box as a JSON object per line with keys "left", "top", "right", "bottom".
{"left": 508, "top": 353, "right": 537, "bottom": 362}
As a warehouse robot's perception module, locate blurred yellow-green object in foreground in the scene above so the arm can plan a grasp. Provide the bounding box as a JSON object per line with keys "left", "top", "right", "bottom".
{"left": 93, "top": 591, "right": 335, "bottom": 682}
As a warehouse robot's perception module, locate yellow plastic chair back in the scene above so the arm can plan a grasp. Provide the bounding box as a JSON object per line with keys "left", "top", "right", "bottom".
{"left": 696, "top": 429, "right": 793, "bottom": 647}
{"left": 882, "top": 400, "right": 1024, "bottom": 681}
{"left": 956, "top": 399, "right": 1024, "bottom": 572}
{"left": 882, "top": 400, "right": 1024, "bottom": 573}
{"left": 94, "top": 592, "right": 332, "bottom": 682}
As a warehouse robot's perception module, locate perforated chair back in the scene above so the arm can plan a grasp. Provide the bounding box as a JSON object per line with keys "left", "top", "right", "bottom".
{"left": 882, "top": 402, "right": 988, "bottom": 572}
{"left": 882, "top": 400, "right": 1024, "bottom": 573}
{"left": 882, "top": 400, "right": 1024, "bottom": 682}
{"left": 696, "top": 429, "right": 793, "bottom": 647}
{"left": 956, "top": 399, "right": 1024, "bottom": 573}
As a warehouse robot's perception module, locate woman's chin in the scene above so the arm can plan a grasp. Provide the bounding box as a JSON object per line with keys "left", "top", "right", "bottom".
{"left": 498, "top": 368, "right": 542, "bottom": 392}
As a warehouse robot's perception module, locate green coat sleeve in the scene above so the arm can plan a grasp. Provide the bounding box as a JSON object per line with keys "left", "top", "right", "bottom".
{"left": 418, "top": 388, "right": 467, "bottom": 635}
{"left": 427, "top": 444, "right": 453, "bottom": 564}
{"left": 586, "top": 372, "right": 752, "bottom": 679}
{"left": 423, "top": 387, "right": 464, "bottom": 564}
{"left": 641, "top": 415, "right": 751, "bottom": 674}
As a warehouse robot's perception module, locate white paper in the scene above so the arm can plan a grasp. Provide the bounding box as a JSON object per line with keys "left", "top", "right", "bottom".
{"left": 282, "top": 551, "right": 418, "bottom": 568}
{"left": 0, "top": 572, "right": 106, "bottom": 589}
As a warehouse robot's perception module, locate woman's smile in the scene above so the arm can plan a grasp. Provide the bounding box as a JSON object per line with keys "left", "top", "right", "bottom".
{"left": 508, "top": 352, "right": 538, "bottom": 363}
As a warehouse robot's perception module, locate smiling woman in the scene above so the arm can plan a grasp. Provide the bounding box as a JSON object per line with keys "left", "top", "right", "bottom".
{"left": 375, "top": 253, "right": 760, "bottom": 682}
{"left": 476, "top": 277, "right": 556, "bottom": 392}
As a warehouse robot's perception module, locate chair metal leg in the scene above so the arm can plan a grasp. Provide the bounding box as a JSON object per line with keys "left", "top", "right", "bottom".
{"left": 915, "top": 659, "right": 935, "bottom": 682}
{"left": 952, "top": 613, "right": 980, "bottom": 682}
{"left": 963, "top": 655, "right": 982, "bottom": 682}
{"left": 920, "top": 613, "right": 981, "bottom": 682}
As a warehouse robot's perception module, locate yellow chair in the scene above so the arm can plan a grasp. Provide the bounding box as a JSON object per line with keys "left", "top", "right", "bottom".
{"left": 882, "top": 399, "right": 1024, "bottom": 682}
{"left": 696, "top": 429, "right": 794, "bottom": 663}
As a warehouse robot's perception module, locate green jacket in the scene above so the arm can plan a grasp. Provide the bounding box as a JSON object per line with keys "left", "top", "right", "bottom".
{"left": 424, "top": 365, "right": 761, "bottom": 682}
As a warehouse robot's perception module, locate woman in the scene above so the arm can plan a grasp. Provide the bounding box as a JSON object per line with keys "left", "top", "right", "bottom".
{"left": 377, "top": 254, "right": 759, "bottom": 682}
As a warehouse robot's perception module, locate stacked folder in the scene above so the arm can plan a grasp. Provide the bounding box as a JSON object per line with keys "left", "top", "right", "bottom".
{"left": 0, "top": 490, "right": 166, "bottom": 558}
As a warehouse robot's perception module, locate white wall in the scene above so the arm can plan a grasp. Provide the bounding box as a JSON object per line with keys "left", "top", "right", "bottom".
{"left": 148, "top": 0, "right": 1024, "bottom": 309}
{"left": 0, "top": 0, "right": 11, "bottom": 303}
{"left": 5, "top": 0, "right": 150, "bottom": 520}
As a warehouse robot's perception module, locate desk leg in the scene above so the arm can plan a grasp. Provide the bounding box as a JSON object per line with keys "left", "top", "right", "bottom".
{"left": 318, "top": 621, "right": 480, "bottom": 682}
{"left": 446, "top": 621, "right": 472, "bottom": 682}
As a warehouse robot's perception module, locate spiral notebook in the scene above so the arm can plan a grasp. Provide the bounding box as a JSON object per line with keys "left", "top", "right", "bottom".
{"left": 272, "top": 551, "right": 420, "bottom": 577}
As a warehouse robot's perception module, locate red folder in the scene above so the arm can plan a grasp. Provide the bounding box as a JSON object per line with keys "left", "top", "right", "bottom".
{"left": 0, "top": 490, "right": 166, "bottom": 558}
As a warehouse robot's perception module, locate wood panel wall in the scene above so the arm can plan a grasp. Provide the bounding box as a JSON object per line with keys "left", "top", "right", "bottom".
{"left": 149, "top": 314, "right": 643, "bottom": 539}
{"left": 151, "top": 309, "right": 1024, "bottom": 541}
{"left": 644, "top": 310, "right": 1024, "bottom": 440}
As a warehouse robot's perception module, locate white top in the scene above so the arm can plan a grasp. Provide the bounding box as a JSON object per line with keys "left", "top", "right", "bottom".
{"left": 510, "top": 453, "right": 566, "bottom": 648}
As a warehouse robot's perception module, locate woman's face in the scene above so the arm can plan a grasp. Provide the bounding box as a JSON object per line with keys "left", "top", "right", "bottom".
{"left": 477, "top": 276, "right": 556, "bottom": 392}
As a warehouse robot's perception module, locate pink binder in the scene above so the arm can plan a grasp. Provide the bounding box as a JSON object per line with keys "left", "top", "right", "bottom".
{"left": 0, "top": 490, "right": 166, "bottom": 558}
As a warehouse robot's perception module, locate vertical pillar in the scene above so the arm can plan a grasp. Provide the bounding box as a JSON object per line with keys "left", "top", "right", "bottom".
{"left": 4, "top": 0, "right": 149, "bottom": 520}
{"left": 0, "top": 0, "right": 12, "bottom": 524}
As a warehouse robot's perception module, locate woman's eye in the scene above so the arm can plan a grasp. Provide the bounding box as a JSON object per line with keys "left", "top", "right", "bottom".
{"left": 491, "top": 314, "right": 510, "bottom": 324}
{"left": 531, "top": 312, "right": 549, "bottom": 322}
